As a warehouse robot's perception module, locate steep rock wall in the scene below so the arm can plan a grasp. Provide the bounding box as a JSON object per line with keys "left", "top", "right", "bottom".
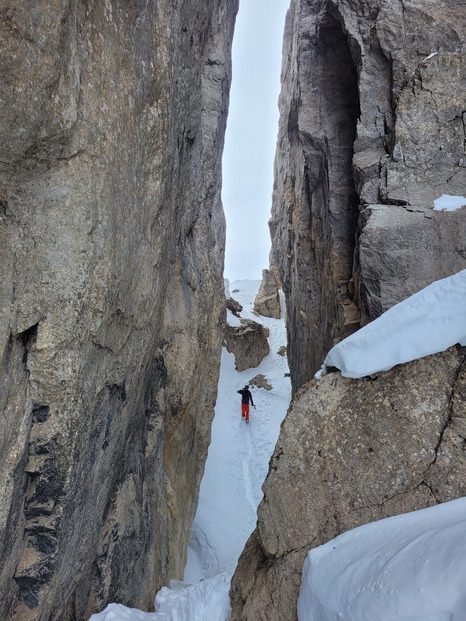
{"left": 0, "top": 1, "right": 237, "bottom": 619}
{"left": 230, "top": 346, "right": 466, "bottom": 620}
{"left": 269, "top": 0, "right": 466, "bottom": 394}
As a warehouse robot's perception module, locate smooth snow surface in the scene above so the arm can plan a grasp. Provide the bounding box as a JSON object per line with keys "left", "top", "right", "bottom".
{"left": 319, "top": 270, "right": 466, "bottom": 378}
{"left": 89, "top": 280, "right": 291, "bottom": 621}
{"left": 298, "top": 497, "right": 466, "bottom": 621}
{"left": 433, "top": 194, "right": 466, "bottom": 211}
{"left": 226, "top": 309, "right": 241, "bottom": 327}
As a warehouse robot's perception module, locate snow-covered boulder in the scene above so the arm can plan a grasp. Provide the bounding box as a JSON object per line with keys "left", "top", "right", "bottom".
{"left": 298, "top": 498, "right": 466, "bottom": 621}
{"left": 321, "top": 269, "right": 466, "bottom": 378}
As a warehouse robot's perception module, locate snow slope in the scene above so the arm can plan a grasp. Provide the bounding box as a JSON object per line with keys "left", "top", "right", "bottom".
{"left": 90, "top": 273, "right": 466, "bottom": 621}
{"left": 185, "top": 279, "right": 291, "bottom": 581}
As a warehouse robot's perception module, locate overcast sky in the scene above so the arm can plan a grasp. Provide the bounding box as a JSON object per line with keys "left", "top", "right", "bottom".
{"left": 222, "top": 0, "right": 289, "bottom": 281}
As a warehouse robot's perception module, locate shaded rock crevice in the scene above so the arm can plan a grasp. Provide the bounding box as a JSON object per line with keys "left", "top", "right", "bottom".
{"left": 428, "top": 353, "right": 466, "bottom": 467}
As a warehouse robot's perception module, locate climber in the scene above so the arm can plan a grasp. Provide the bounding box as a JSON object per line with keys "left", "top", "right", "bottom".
{"left": 237, "top": 385, "right": 255, "bottom": 423}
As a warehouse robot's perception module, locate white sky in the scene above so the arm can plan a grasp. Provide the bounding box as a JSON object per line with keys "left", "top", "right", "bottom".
{"left": 222, "top": 0, "right": 289, "bottom": 281}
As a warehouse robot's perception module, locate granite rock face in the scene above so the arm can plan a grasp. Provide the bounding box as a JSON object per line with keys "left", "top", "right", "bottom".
{"left": 224, "top": 319, "right": 270, "bottom": 372}
{"left": 269, "top": 0, "right": 466, "bottom": 394}
{"left": 230, "top": 346, "right": 466, "bottom": 621}
{"left": 0, "top": 1, "right": 237, "bottom": 619}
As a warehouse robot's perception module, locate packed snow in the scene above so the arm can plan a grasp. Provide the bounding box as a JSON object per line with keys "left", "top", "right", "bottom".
{"left": 90, "top": 275, "right": 466, "bottom": 621}
{"left": 319, "top": 269, "right": 466, "bottom": 379}
{"left": 433, "top": 194, "right": 466, "bottom": 211}
{"left": 88, "top": 573, "right": 232, "bottom": 621}
{"left": 422, "top": 52, "right": 438, "bottom": 63}
{"left": 298, "top": 497, "right": 466, "bottom": 621}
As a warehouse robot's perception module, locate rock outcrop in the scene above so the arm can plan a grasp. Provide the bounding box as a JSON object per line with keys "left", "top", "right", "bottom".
{"left": 269, "top": 0, "right": 466, "bottom": 394}
{"left": 227, "top": 297, "right": 243, "bottom": 317}
{"left": 248, "top": 374, "right": 272, "bottom": 391}
{"left": 253, "top": 269, "right": 281, "bottom": 319}
{"left": 230, "top": 345, "right": 466, "bottom": 621}
{"left": 0, "top": 1, "right": 237, "bottom": 619}
{"left": 224, "top": 319, "right": 270, "bottom": 372}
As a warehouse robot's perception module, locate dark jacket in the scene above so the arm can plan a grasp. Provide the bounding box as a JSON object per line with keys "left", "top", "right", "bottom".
{"left": 238, "top": 388, "right": 254, "bottom": 406}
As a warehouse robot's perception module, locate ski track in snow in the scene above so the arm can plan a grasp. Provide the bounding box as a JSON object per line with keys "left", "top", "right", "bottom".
{"left": 241, "top": 422, "right": 259, "bottom": 514}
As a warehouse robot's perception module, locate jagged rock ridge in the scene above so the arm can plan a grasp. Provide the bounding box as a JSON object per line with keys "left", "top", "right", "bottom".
{"left": 0, "top": 1, "right": 237, "bottom": 619}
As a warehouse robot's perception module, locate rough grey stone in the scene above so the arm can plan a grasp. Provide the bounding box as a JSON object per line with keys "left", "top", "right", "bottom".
{"left": 253, "top": 269, "right": 281, "bottom": 319}
{"left": 227, "top": 297, "right": 243, "bottom": 317}
{"left": 0, "top": 1, "right": 237, "bottom": 619}
{"left": 356, "top": 204, "right": 466, "bottom": 320}
{"left": 224, "top": 320, "right": 270, "bottom": 372}
{"left": 230, "top": 346, "right": 466, "bottom": 621}
{"left": 269, "top": 0, "right": 466, "bottom": 394}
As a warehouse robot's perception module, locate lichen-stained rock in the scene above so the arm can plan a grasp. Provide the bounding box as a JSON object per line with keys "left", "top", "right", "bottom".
{"left": 230, "top": 346, "right": 466, "bottom": 621}
{"left": 269, "top": 0, "right": 466, "bottom": 394}
{"left": 0, "top": 1, "right": 237, "bottom": 619}
{"left": 224, "top": 320, "right": 270, "bottom": 372}
{"left": 253, "top": 269, "right": 281, "bottom": 319}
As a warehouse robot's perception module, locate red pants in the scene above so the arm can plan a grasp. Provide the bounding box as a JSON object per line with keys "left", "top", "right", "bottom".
{"left": 242, "top": 404, "right": 250, "bottom": 421}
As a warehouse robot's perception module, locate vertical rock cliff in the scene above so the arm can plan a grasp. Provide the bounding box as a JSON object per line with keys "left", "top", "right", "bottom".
{"left": 0, "top": 1, "right": 237, "bottom": 619}
{"left": 270, "top": 0, "right": 466, "bottom": 394}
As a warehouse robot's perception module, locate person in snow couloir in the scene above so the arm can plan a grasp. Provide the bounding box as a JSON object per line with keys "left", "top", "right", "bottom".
{"left": 237, "top": 385, "right": 255, "bottom": 423}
